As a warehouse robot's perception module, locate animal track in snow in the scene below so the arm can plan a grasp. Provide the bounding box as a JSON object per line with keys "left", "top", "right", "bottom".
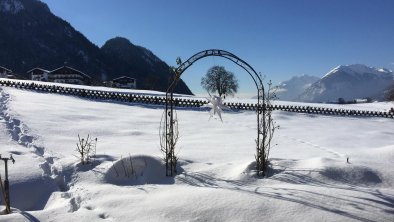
{"left": 98, "top": 213, "right": 110, "bottom": 219}
{"left": 68, "top": 196, "right": 82, "bottom": 212}
{"left": 0, "top": 90, "right": 40, "bottom": 150}
{"left": 281, "top": 134, "right": 345, "bottom": 158}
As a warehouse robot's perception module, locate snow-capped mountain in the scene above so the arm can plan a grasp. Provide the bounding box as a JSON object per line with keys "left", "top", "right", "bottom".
{"left": 274, "top": 75, "right": 320, "bottom": 101}
{"left": 298, "top": 64, "right": 394, "bottom": 102}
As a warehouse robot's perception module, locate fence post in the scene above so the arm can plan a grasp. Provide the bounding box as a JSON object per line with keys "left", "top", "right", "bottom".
{"left": 0, "top": 154, "right": 15, "bottom": 214}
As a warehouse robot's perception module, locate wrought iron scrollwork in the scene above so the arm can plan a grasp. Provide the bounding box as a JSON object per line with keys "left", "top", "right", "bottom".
{"left": 161, "top": 49, "right": 267, "bottom": 176}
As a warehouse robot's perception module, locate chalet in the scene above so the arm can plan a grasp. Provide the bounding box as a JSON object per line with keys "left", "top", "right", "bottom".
{"left": 50, "top": 66, "right": 91, "bottom": 85}
{"left": 28, "top": 68, "right": 50, "bottom": 81}
{"left": 111, "top": 76, "right": 136, "bottom": 89}
{"left": 0, "top": 66, "right": 12, "bottom": 78}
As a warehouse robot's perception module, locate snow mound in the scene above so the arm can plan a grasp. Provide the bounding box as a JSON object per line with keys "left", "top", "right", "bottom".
{"left": 105, "top": 155, "right": 173, "bottom": 185}
{"left": 228, "top": 161, "right": 284, "bottom": 180}
{"left": 319, "top": 165, "right": 382, "bottom": 186}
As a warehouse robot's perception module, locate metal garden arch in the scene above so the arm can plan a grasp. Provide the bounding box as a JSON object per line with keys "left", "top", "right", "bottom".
{"left": 162, "top": 49, "right": 267, "bottom": 176}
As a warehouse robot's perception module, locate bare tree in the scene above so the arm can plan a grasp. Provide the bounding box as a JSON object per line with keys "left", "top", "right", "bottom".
{"left": 76, "top": 134, "right": 97, "bottom": 165}
{"left": 201, "top": 66, "right": 239, "bottom": 98}
{"left": 256, "top": 80, "right": 279, "bottom": 176}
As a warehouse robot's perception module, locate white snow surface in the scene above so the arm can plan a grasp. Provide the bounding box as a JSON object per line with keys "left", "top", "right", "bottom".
{"left": 0, "top": 86, "right": 394, "bottom": 221}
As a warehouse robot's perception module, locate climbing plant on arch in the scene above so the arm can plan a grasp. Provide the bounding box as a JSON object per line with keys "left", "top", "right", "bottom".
{"left": 160, "top": 49, "right": 273, "bottom": 177}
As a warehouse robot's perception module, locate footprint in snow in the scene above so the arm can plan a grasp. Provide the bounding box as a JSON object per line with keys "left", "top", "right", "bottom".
{"left": 98, "top": 213, "right": 110, "bottom": 219}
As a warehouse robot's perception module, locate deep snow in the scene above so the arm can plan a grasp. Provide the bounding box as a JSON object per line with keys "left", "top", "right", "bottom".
{"left": 0, "top": 85, "right": 393, "bottom": 221}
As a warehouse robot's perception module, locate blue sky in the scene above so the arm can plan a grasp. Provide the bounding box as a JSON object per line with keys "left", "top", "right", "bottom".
{"left": 41, "top": 0, "right": 394, "bottom": 95}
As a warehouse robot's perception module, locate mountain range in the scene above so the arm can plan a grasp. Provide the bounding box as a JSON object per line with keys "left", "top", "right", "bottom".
{"left": 0, "top": 0, "right": 192, "bottom": 94}
{"left": 275, "top": 64, "right": 394, "bottom": 102}
{"left": 274, "top": 75, "right": 320, "bottom": 101}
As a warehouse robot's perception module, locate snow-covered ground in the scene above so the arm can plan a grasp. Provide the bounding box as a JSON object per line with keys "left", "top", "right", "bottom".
{"left": 0, "top": 86, "right": 393, "bottom": 221}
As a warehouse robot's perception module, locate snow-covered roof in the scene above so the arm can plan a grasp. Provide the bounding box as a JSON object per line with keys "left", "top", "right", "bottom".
{"left": 0, "top": 66, "right": 12, "bottom": 73}
{"left": 51, "top": 66, "right": 92, "bottom": 79}
{"left": 112, "top": 76, "right": 136, "bottom": 81}
{"left": 27, "top": 67, "right": 50, "bottom": 74}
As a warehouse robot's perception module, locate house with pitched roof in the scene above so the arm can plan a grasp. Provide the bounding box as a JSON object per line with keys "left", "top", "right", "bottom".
{"left": 50, "top": 66, "right": 91, "bottom": 85}
{"left": 111, "top": 76, "right": 136, "bottom": 89}
{"left": 0, "top": 66, "right": 12, "bottom": 78}
{"left": 28, "top": 68, "right": 50, "bottom": 81}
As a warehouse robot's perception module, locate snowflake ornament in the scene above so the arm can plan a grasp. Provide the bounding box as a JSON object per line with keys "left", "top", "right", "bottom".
{"left": 207, "top": 95, "right": 227, "bottom": 122}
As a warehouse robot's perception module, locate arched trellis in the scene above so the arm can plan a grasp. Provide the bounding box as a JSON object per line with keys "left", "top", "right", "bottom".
{"left": 162, "top": 49, "right": 268, "bottom": 176}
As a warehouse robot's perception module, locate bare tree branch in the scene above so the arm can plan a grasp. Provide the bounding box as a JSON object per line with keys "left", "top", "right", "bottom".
{"left": 75, "top": 134, "right": 98, "bottom": 165}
